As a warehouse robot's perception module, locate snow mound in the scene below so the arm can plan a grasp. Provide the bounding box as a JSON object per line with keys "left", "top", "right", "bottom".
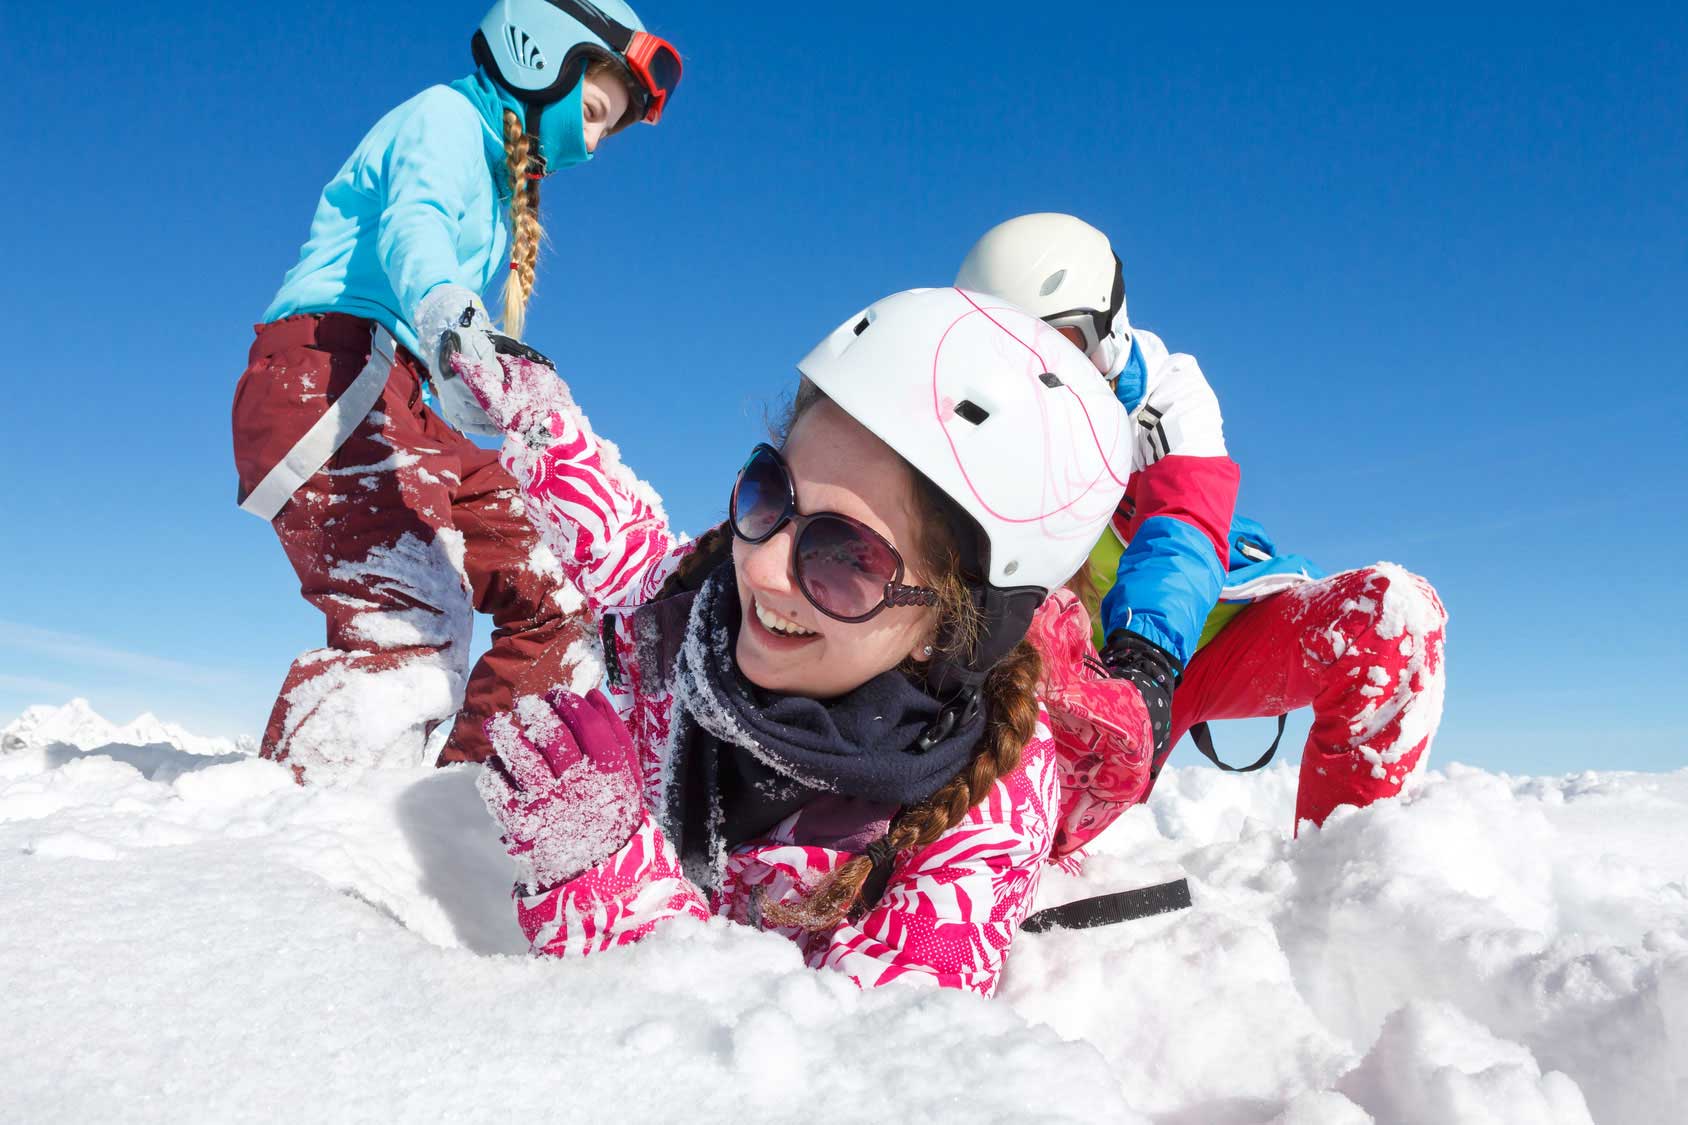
{"left": 2, "top": 702, "right": 1685, "bottom": 1123}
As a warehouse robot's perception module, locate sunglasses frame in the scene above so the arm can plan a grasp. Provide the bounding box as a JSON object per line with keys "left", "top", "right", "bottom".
{"left": 730, "top": 444, "right": 940, "bottom": 624}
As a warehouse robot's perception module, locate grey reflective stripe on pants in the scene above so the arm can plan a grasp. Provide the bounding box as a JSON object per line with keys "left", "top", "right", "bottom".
{"left": 239, "top": 325, "right": 399, "bottom": 522}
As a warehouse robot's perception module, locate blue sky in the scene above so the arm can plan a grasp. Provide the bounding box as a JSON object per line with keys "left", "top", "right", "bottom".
{"left": 2, "top": 1, "right": 1684, "bottom": 774}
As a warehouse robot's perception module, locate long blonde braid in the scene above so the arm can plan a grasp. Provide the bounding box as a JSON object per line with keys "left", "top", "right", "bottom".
{"left": 501, "top": 109, "right": 543, "bottom": 339}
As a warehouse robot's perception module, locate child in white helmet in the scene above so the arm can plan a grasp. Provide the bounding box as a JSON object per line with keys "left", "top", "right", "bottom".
{"left": 957, "top": 213, "right": 1448, "bottom": 832}
{"left": 454, "top": 288, "right": 1134, "bottom": 993}
{"left": 230, "top": 2, "right": 681, "bottom": 784}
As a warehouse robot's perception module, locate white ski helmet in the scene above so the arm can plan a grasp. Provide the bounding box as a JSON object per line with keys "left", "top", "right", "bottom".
{"left": 955, "top": 213, "right": 1131, "bottom": 380}
{"left": 798, "top": 287, "right": 1130, "bottom": 597}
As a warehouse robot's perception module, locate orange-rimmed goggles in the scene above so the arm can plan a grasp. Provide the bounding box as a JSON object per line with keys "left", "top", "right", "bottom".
{"left": 620, "top": 29, "right": 682, "bottom": 124}
{"left": 551, "top": 0, "right": 682, "bottom": 125}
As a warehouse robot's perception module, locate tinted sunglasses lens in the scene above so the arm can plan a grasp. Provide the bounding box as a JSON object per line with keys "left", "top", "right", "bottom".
{"left": 796, "top": 516, "right": 899, "bottom": 620}
{"left": 731, "top": 450, "right": 787, "bottom": 541}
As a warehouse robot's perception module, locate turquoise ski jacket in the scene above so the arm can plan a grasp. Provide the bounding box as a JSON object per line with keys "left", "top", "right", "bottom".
{"left": 262, "top": 74, "right": 530, "bottom": 359}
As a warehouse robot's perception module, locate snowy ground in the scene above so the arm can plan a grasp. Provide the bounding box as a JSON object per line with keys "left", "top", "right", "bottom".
{"left": 2, "top": 701, "right": 1683, "bottom": 1124}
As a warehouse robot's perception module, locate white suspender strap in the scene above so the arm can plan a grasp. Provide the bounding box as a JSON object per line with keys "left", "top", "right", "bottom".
{"left": 239, "top": 325, "right": 399, "bottom": 522}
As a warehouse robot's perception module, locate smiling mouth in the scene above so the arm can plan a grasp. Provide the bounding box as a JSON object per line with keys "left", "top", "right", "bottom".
{"left": 752, "top": 597, "right": 818, "bottom": 639}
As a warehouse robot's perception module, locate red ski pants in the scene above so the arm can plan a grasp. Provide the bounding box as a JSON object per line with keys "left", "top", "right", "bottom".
{"left": 231, "top": 314, "right": 591, "bottom": 784}
{"left": 1168, "top": 565, "right": 1448, "bottom": 828}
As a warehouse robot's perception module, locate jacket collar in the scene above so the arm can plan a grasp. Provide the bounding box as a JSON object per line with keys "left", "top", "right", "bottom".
{"left": 449, "top": 71, "right": 526, "bottom": 201}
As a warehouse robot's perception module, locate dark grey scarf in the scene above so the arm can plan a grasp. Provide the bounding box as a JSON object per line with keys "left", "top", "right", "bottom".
{"left": 659, "top": 565, "right": 985, "bottom": 886}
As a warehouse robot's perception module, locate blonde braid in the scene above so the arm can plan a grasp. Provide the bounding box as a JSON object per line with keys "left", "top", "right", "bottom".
{"left": 760, "top": 639, "right": 1043, "bottom": 932}
{"left": 501, "top": 110, "right": 544, "bottom": 339}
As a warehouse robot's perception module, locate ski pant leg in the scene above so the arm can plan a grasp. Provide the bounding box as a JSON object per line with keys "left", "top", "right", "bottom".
{"left": 433, "top": 443, "right": 594, "bottom": 766}
{"left": 234, "top": 315, "right": 474, "bottom": 785}
{"left": 1168, "top": 565, "right": 1448, "bottom": 828}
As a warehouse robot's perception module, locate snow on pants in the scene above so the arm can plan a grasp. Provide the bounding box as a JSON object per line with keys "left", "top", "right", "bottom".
{"left": 1166, "top": 564, "right": 1448, "bottom": 829}
{"left": 231, "top": 313, "right": 591, "bottom": 785}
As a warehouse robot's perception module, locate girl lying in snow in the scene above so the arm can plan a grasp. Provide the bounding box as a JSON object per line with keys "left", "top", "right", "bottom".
{"left": 453, "top": 287, "right": 1153, "bottom": 994}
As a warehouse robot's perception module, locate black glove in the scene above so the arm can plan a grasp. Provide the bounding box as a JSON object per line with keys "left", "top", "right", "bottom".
{"left": 1101, "top": 629, "right": 1183, "bottom": 768}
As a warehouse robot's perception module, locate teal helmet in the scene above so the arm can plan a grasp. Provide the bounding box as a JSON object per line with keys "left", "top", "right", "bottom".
{"left": 473, "top": 0, "right": 679, "bottom": 157}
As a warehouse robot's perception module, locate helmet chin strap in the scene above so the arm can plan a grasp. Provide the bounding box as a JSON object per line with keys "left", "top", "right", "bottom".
{"left": 524, "top": 104, "right": 549, "bottom": 177}
{"left": 913, "top": 584, "right": 1046, "bottom": 753}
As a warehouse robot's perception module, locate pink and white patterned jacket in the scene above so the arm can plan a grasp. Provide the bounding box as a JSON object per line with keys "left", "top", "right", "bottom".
{"left": 491, "top": 388, "right": 1151, "bottom": 997}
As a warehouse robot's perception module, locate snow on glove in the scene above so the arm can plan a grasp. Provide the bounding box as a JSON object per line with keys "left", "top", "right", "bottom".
{"left": 477, "top": 689, "right": 645, "bottom": 894}
{"left": 442, "top": 324, "right": 579, "bottom": 449}
{"left": 413, "top": 285, "right": 504, "bottom": 436}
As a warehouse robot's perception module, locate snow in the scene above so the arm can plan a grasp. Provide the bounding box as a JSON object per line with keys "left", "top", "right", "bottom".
{"left": 480, "top": 698, "right": 641, "bottom": 888}
{"left": 0, "top": 697, "right": 254, "bottom": 758}
{"left": 278, "top": 528, "right": 476, "bottom": 786}
{"left": 2, "top": 700, "right": 1685, "bottom": 1124}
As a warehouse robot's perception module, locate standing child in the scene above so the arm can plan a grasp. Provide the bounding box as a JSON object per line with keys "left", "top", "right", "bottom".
{"left": 456, "top": 287, "right": 1138, "bottom": 993}
{"left": 230, "top": 2, "right": 682, "bottom": 784}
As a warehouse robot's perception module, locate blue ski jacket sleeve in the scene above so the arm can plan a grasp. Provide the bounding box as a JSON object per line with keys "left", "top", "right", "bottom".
{"left": 262, "top": 81, "right": 513, "bottom": 359}
{"left": 1098, "top": 331, "right": 1241, "bottom": 668}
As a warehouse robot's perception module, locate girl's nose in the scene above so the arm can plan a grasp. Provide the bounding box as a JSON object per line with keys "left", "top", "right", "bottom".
{"left": 739, "top": 526, "right": 798, "bottom": 597}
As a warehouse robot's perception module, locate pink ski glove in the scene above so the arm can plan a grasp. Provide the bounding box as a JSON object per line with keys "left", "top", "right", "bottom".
{"left": 477, "top": 689, "right": 646, "bottom": 893}
{"left": 1027, "top": 589, "right": 1155, "bottom": 859}
{"left": 444, "top": 332, "right": 579, "bottom": 442}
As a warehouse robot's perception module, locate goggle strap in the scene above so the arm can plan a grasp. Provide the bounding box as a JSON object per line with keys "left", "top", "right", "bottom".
{"left": 1105, "top": 254, "right": 1125, "bottom": 336}
{"left": 546, "top": 0, "right": 635, "bottom": 53}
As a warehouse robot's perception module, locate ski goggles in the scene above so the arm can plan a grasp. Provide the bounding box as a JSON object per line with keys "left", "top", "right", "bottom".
{"left": 553, "top": 0, "right": 683, "bottom": 125}
{"left": 1045, "top": 254, "right": 1127, "bottom": 357}
{"left": 729, "top": 444, "right": 940, "bottom": 624}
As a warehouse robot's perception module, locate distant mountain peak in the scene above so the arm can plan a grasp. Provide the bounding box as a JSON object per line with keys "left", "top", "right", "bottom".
{"left": 1, "top": 699, "right": 256, "bottom": 757}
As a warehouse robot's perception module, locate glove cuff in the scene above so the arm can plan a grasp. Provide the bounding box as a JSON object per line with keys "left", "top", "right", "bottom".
{"left": 414, "top": 285, "right": 489, "bottom": 373}
{"left": 1101, "top": 629, "right": 1184, "bottom": 683}
{"left": 1102, "top": 629, "right": 1180, "bottom": 768}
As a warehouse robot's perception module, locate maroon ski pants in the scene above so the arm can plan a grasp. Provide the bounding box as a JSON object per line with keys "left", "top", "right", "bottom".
{"left": 1168, "top": 565, "right": 1448, "bottom": 828}
{"left": 232, "top": 313, "right": 590, "bottom": 784}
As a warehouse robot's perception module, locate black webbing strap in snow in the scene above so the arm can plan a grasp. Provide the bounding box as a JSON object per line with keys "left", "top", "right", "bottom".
{"left": 1020, "top": 878, "right": 1193, "bottom": 933}
{"left": 1189, "top": 714, "right": 1286, "bottom": 774}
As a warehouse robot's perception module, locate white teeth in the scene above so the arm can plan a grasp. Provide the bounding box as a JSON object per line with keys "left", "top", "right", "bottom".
{"left": 755, "top": 599, "right": 817, "bottom": 638}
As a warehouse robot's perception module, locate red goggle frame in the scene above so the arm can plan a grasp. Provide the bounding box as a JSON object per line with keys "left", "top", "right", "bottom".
{"left": 621, "top": 30, "right": 682, "bottom": 124}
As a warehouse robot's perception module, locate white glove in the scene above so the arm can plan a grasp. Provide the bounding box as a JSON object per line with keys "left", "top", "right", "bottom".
{"left": 413, "top": 285, "right": 503, "bottom": 437}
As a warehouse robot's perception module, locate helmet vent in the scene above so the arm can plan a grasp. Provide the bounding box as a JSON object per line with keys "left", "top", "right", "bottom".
{"left": 954, "top": 400, "right": 991, "bottom": 426}
{"left": 852, "top": 317, "right": 871, "bottom": 337}
{"left": 504, "top": 24, "right": 547, "bottom": 71}
{"left": 1038, "top": 372, "right": 1063, "bottom": 388}
{"left": 1040, "top": 270, "right": 1067, "bottom": 297}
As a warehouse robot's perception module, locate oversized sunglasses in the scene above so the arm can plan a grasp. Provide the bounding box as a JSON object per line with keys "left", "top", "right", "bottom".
{"left": 552, "top": 0, "right": 683, "bottom": 124}
{"left": 729, "top": 444, "right": 939, "bottom": 624}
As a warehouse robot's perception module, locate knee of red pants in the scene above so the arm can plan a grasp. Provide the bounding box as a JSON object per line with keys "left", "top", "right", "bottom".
{"left": 1299, "top": 565, "right": 1446, "bottom": 667}
{"left": 442, "top": 612, "right": 597, "bottom": 767}
{"left": 1296, "top": 564, "right": 1447, "bottom": 828}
